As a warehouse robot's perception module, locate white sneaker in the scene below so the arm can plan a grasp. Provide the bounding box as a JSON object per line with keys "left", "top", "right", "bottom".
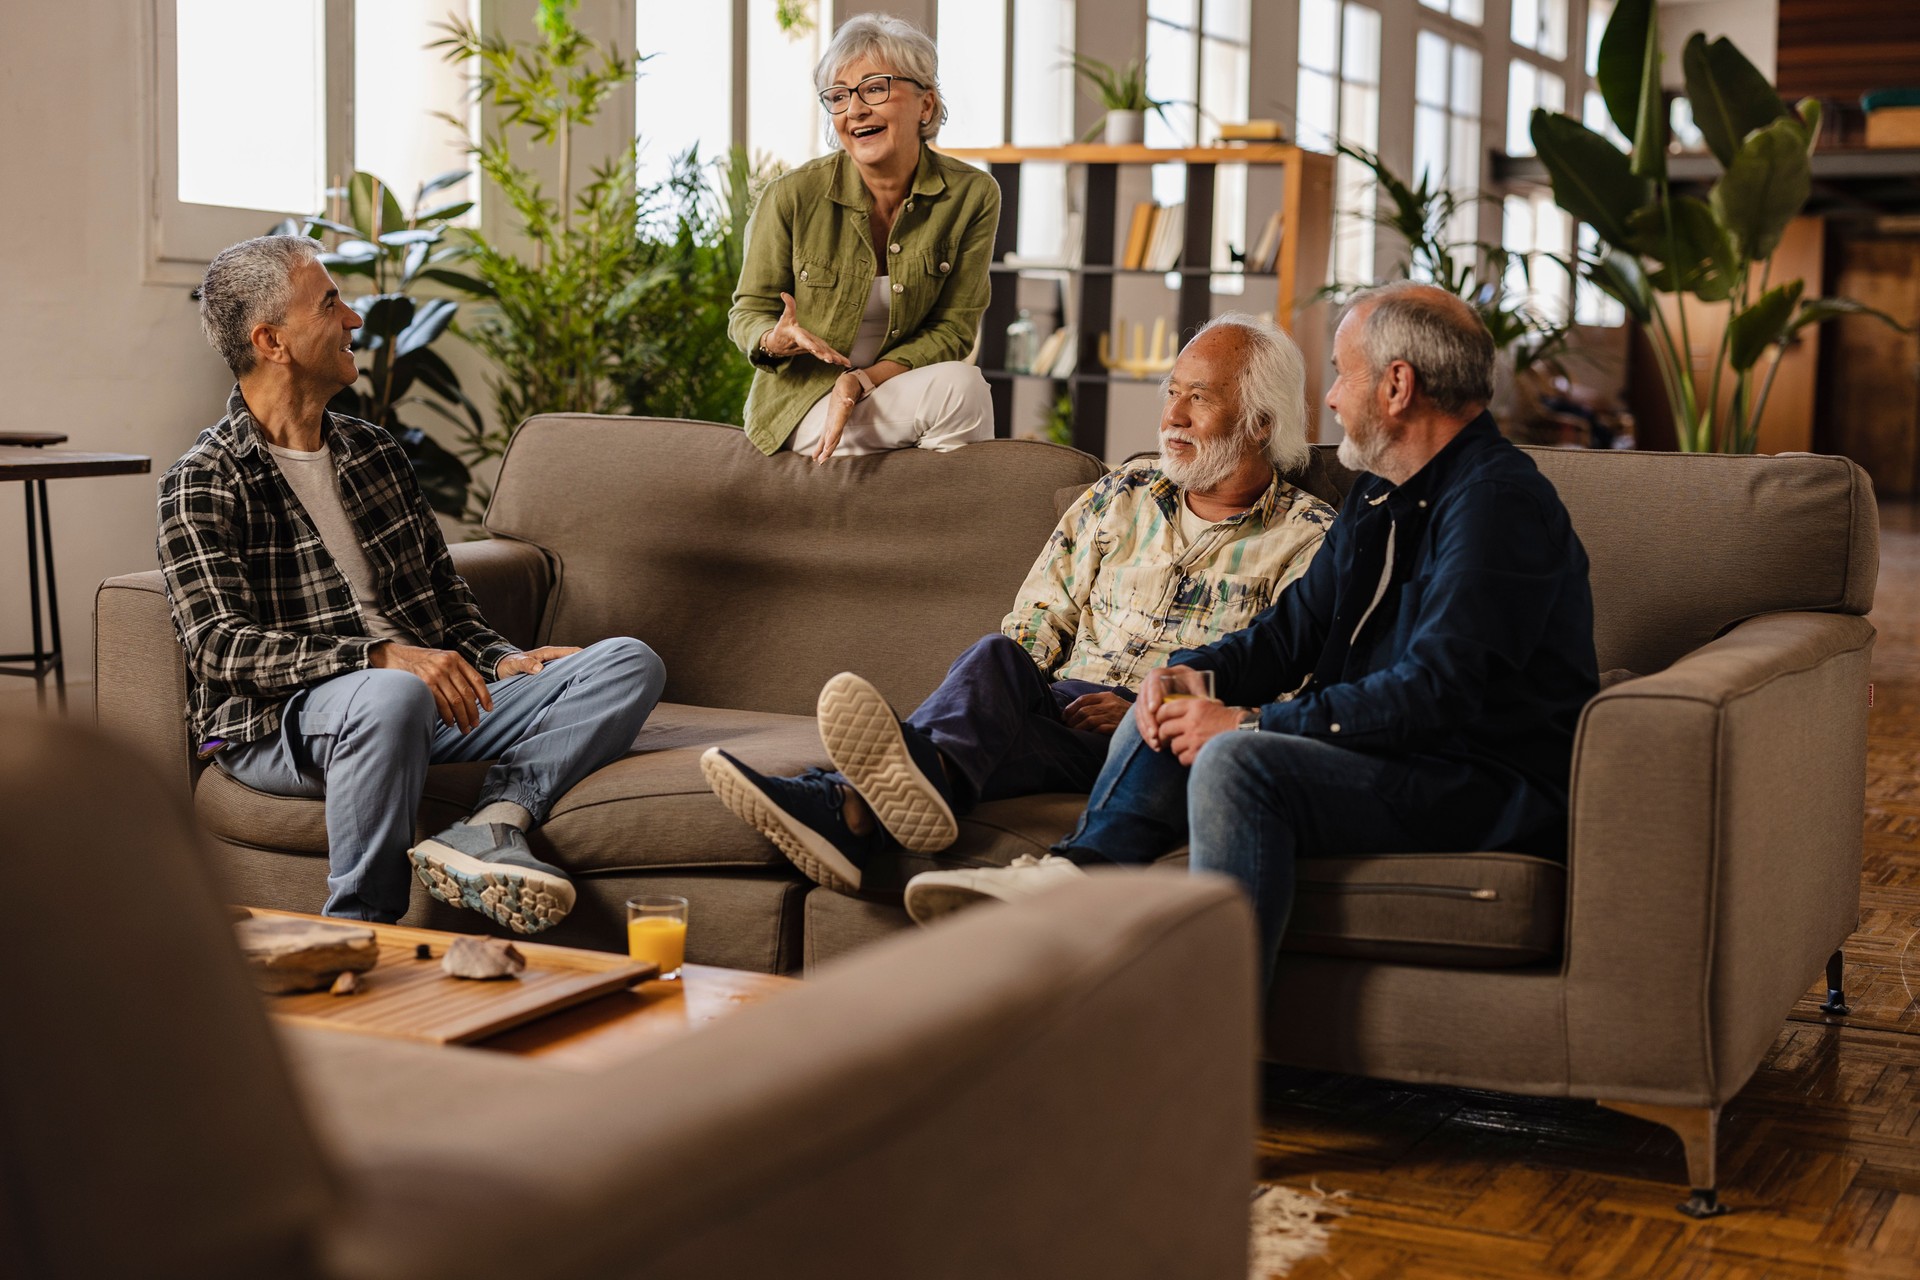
{"left": 903, "top": 854, "right": 1088, "bottom": 925}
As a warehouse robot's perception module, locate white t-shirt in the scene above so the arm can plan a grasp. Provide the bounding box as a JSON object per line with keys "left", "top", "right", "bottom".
{"left": 1179, "top": 492, "right": 1217, "bottom": 545}
{"left": 847, "top": 274, "right": 891, "bottom": 368}
{"left": 266, "top": 443, "right": 421, "bottom": 647}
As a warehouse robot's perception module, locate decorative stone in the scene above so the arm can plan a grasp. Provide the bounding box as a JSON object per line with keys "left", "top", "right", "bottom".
{"left": 330, "top": 971, "right": 361, "bottom": 996}
{"left": 441, "top": 936, "right": 526, "bottom": 981}
{"left": 235, "top": 918, "right": 379, "bottom": 994}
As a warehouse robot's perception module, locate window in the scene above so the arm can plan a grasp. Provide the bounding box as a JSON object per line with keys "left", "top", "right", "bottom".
{"left": 1414, "top": 29, "right": 1483, "bottom": 245}
{"left": 1505, "top": 58, "right": 1566, "bottom": 157}
{"left": 1146, "top": 0, "right": 1252, "bottom": 276}
{"left": 1420, "top": 0, "right": 1483, "bottom": 24}
{"left": 1502, "top": 191, "right": 1571, "bottom": 323}
{"left": 154, "top": 0, "right": 477, "bottom": 269}
{"left": 748, "top": 0, "right": 834, "bottom": 171}
{"left": 1297, "top": 0, "right": 1382, "bottom": 284}
{"left": 634, "top": 0, "right": 736, "bottom": 191}
{"left": 935, "top": 0, "right": 1007, "bottom": 150}
{"left": 1008, "top": 0, "right": 1076, "bottom": 260}
{"left": 1511, "top": 0, "right": 1569, "bottom": 61}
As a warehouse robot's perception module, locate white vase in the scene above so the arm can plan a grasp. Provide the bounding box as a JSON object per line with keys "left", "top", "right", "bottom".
{"left": 1103, "top": 110, "right": 1145, "bottom": 146}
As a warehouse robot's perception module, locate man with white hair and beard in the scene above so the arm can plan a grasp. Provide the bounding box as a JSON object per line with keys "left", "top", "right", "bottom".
{"left": 919, "top": 282, "right": 1599, "bottom": 989}
{"left": 701, "top": 314, "right": 1334, "bottom": 900}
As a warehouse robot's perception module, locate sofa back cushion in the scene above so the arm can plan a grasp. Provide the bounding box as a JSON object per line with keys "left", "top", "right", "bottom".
{"left": 0, "top": 716, "right": 333, "bottom": 1279}
{"left": 1527, "top": 448, "right": 1878, "bottom": 675}
{"left": 486, "top": 417, "right": 1109, "bottom": 715}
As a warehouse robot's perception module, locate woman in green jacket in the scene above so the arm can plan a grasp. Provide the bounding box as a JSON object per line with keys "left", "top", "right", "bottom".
{"left": 728, "top": 13, "right": 999, "bottom": 462}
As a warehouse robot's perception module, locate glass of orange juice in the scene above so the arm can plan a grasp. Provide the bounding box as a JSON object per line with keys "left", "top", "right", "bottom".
{"left": 625, "top": 895, "right": 688, "bottom": 979}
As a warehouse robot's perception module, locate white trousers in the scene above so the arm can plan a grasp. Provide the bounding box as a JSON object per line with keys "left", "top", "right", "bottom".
{"left": 787, "top": 361, "right": 995, "bottom": 457}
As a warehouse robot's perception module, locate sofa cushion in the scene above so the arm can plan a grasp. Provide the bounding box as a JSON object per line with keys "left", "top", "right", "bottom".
{"left": 485, "top": 418, "right": 1109, "bottom": 718}
{"left": 1281, "top": 851, "right": 1564, "bottom": 967}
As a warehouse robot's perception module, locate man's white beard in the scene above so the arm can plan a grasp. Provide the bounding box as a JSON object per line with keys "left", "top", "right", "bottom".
{"left": 1159, "top": 429, "right": 1247, "bottom": 492}
{"left": 1335, "top": 413, "right": 1389, "bottom": 475}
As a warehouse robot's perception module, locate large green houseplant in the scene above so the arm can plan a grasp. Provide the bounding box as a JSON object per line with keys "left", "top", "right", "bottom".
{"left": 272, "top": 170, "right": 489, "bottom": 518}
{"left": 1528, "top": 0, "right": 1900, "bottom": 453}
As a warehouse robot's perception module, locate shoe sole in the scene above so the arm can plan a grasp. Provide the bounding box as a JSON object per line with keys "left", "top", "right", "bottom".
{"left": 817, "top": 672, "right": 958, "bottom": 854}
{"left": 701, "top": 749, "right": 863, "bottom": 893}
{"left": 407, "top": 841, "right": 576, "bottom": 936}
{"left": 902, "top": 878, "right": 995, "bottom": 926}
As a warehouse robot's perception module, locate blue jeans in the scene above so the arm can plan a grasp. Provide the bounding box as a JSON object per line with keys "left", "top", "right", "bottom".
{"left": 906, "top": 634, "right": 1126, "bottom": 811}
{"left": 219, "top": 637, "right": 665, "bottom": 921}
{"left": 1057, "top": 715, "right": 1520, "bottom": 988}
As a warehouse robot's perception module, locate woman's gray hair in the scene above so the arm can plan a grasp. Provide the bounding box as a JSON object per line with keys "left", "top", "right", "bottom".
{"left": 1350, "top": 280, "right": 1495, "bottom": 415}
{"left": 1191, "top": 312, "right": 1311, "bottom": 474}
{"left": 814, "top": 13, "right": 946, "bottom": 148}
{"left": 196, "top": 234, "right": 323, "bottom": 376}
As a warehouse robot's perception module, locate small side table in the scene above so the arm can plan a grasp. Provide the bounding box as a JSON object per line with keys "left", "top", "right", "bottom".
{"left": 0, "top": 435, "right": 152, "bottom": 710}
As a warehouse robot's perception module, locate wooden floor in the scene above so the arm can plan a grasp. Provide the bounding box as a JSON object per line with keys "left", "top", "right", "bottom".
{"left": 1261, "top": 503, "right": 1920, "bottom": 1279}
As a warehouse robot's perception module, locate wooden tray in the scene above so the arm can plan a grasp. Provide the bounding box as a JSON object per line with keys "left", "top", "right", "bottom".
{"left": 250, "top": 911, "right": 657, "bottom": 1046}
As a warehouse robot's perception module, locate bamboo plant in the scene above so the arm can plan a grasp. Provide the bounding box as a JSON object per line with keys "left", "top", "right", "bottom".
{"left": 1528, "top": 0, "right": 1902, "bottom": 452}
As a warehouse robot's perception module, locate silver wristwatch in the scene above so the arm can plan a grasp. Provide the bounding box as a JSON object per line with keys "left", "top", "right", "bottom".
{"left": 1234, "top": 706, "right": 1262, "bottom": 732}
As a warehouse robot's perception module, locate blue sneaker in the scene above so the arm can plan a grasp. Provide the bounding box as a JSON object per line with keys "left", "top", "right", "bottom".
{"left": 817, "top": 672, "right": 959, "bottom": 853}
{"left": 407, "top": 823, "right": 575, "bottom": 935}
{"left": 701, "top": 749, "right": 883, "bottom": 893}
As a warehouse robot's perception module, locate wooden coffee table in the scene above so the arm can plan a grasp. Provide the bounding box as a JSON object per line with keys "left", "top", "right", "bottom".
{"left": 248, "top": 909, "right": 799, "bottom": 1072}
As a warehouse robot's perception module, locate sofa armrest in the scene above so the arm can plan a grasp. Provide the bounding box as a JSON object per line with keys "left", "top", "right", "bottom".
{"left": 94, "top": 571, "right": 195, "bottom": 797}
{"left": 1563, "top": 610, "right": 1874, "bottom": 1107}
{"left": 448, "top": 537, "right": 552, "bottom": 651}
{"left": 311, "top": 872, "right": 1259, "bottom": 1280}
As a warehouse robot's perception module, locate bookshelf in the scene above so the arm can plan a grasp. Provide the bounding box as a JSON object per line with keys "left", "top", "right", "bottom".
{"left": 939, "top": 144, "right": 1335, "bottom": 457}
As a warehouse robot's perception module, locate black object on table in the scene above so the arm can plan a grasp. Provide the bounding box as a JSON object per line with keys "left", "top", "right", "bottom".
{"left": 0, "top": 434, "right": 152, "bottom": 710}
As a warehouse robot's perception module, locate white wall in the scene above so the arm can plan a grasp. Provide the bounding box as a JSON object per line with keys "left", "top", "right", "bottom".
{"left": 1659, "top": 0, "right": 1777, "bottom": 85}
{"left": 0, "top": 3, "right": 232, "bottom": 690}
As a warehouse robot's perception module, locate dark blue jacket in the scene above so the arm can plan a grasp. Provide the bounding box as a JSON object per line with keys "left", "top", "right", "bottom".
{"left": 1172, "top": 413, "right": 1598, "bottom": 858}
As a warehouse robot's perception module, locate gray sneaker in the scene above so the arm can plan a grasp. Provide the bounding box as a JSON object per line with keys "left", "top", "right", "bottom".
{"left": 902, "top": 854, "right": 1088, "bottom": 925}
{"left": 407, "top": 823, "right": 576, "bottom": 935}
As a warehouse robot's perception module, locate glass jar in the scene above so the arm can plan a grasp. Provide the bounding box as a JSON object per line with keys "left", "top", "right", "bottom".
{"left": 1006, "top": 309, "right": 1036, "bottom": 374}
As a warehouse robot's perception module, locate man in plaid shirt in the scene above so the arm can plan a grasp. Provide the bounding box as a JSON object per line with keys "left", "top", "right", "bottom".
{"left": 701, "top": 315, "right": 1332, "bottom": 904}
{"left": 160, "top": 235, "right": 665, "bottom": 932}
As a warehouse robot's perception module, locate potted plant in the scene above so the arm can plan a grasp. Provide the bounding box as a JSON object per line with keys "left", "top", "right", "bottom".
{"left": 272, "top": 170, "right": 490, "bottom": 518}
{"left": 1068, "top": 53, "right": 1168, "bottom": 145}
{"left": 1527, "top": 0, "right": 1903, "bottom": 453}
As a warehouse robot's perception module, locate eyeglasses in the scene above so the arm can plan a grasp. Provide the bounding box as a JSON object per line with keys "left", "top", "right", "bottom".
{"left": 819, "top": 74, "right": 926, "bottom": 114}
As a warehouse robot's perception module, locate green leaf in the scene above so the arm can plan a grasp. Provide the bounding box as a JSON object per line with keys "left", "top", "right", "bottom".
{"left": 1629, "top": 1, "right": 1666, "bottom": 180}
{"left": 302, "top": 217, "right": 361, "bottom": 238}
{"left": 1529, "top": 110, "right": 1649, "bottom": 250}
{"left": 414, "top": 168, "right": 470, "bottom": 205}
{"left": 401, "top": 240, "right": 431, "bottom": 285}
{"left": 1588, "top": 250, "right": 1653, "bottom": 324}
{"left": 1728, "top": 281, "right": 1803, "bottom": 370}
{"left": 1682, "top": 34, "right": 1788, "bottom": 169}
{"left": 1597, "top": 0, "right": 1655, "bottom": 140}
{"left": 417, "top": 268, "right": 496, "bottom": 297}
{"left": 1796, "top": 97, "right": 1823, "bottom": 151}
{"left": 316, "top": 253, "right": 375, "bottom": 278}
{"left": 395, "top": 298, "right": 458, "bottom": 359}
{"left": 1784, "top": 296, "right": 1914, "bottom": 340}
{"left": 349, "top": 172, "right": 408, "bottom": 240}
{"left": 330, "top": 238, "right": 380, "bottom": 263}
{"left": 1626, "top": 196, "right": 1734, "bottom": 300}
{"left": 1710, "top": 117, "right": 1813, "bottom": 261}
{"left": 356, "top": 294, "right": 417, "bottom": 345}
{"left": 412, "top": 199, "right": 474, "bottom": 226}
{"left": 378, "top": 229, "right": 440, "bottom": 249}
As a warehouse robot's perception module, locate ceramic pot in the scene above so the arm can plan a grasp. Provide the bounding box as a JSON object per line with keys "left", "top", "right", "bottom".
{"left": 1103, "top": 110, "right": 1145, "bottom": 145}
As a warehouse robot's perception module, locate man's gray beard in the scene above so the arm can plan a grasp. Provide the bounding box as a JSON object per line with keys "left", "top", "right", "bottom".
{"left": 1336, "top": 419, "right": 1388, "bottom": 474}
{"left": 1159, "top": 430, "right": 1247, "bottom": 492}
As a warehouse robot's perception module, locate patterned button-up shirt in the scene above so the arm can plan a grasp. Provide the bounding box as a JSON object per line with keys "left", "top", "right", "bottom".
{"left": 1001, "top": 458, "right": 1336, "bottom": 690}
{"left": 158, "top": 386, "right": 518, "bottom": 748}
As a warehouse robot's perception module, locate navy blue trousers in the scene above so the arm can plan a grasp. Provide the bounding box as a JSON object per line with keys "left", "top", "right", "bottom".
{"left": 906, "top": 635, "right": 1128, "bottom": 812}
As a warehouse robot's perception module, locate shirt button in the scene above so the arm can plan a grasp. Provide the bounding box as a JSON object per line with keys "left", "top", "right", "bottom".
{"left": 892, "top": 282, "right": 904, "bottom": 294}
{"left": 1417, "top": 500, "right": 1428, "bottom": 508}
{"left": 905, "top": 201, "right": 914, "bottom": 210}
{"left": 939, "top": 261, "right": 951, "bottom": 272}
{"left": 889, "top": 328, "right": 897, "bottom": 335}
{"left": 800, "top": 269, "right": 809, "bottom": 281}
{"left": 889, "top": 242, "right": 901, "bottom": 254}
{"left": 1329, "top": 723, "right": 1342, "bottom": 733}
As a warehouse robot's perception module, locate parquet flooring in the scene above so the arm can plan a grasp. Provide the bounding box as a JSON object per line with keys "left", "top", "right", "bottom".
{"left": 1260, "top": 504, "right": 1920, "bottom": 1278}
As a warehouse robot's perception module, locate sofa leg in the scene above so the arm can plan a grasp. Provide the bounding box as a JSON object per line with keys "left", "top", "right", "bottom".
{"left": 1598, "top": 1100, "right": 1730, "bottom": 1218}
{"left": 1819, "top": 948, "right": 1851, "bottom": 1016}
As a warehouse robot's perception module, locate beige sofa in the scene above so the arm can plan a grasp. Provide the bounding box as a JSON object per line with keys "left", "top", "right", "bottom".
{"left": 4, "top": 714, "right": 1257, "bottom": 1280}
{"left": 96, "top": 416, "right": 1878, "bottom": 1207}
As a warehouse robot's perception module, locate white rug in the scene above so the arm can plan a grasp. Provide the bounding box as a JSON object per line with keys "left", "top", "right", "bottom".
{"left": 1249, "top": 1182, "right": 1351, "bottom": 1278}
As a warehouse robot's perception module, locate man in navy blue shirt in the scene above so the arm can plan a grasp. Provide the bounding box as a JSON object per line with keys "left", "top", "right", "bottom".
{"left": 903, "top": 283, "right": 1599, "bottom": 988}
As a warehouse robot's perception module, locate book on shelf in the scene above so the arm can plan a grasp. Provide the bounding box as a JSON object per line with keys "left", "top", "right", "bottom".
{"left": 1048, "top": 326, "right": 1078, "bottom": 379}
{"left": 1248, "top": 210, "right": 1285, "bottom": 273}
{"left": 1122, "top": 202, "right": 1157, "bottom": 270}
{"left": 1146, "top": 202, "right": 1185, "bottom": 271}
{"left": 1029, "top": 326, "right": 1069, "bottom": 378}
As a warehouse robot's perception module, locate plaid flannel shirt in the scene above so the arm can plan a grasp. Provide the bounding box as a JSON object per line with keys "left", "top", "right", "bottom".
{"left": 158, "top": 386, "right": 518, "bottom": 748}
{"left": 1001, "top": 458, "right": 1335, "bottom": 691}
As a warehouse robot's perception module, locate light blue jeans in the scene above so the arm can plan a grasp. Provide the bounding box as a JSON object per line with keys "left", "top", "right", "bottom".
{"left": 219, "top": 637, "right": 665, "bottom": 921}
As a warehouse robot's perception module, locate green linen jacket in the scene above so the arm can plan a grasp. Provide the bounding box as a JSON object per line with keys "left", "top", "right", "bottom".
{"left": 728, "top": 144, "right": 1000, "bottom": 455}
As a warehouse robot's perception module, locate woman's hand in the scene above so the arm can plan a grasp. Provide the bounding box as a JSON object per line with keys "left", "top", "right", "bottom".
{"left": 813, "top": 371, "right": 867, "bottom": 463}
{"left": 767, "top": 292, "right": 852, "bottom": 367}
